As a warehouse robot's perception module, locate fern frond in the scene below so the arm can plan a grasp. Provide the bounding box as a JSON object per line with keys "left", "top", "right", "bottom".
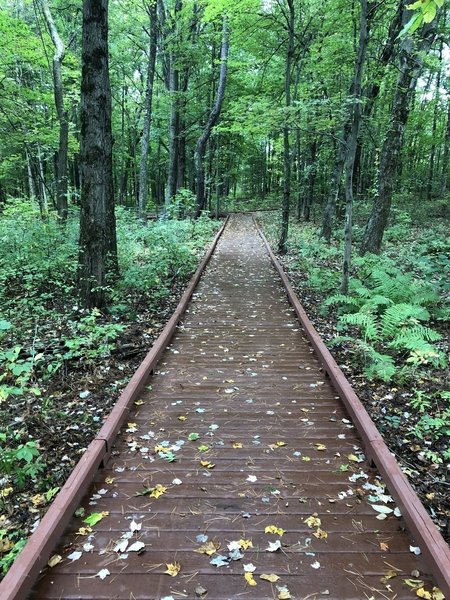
{"left": 381, "top": 303, "right": 430, "bottom": 337}
{"left": 390, "top": 325, "right": 442, "bottom": 350}
{"left": 339, "top": 312, "right": 379, "bottom": 340}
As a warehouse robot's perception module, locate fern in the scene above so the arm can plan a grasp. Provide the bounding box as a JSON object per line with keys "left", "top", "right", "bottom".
{"left": 381, "top": 303, "right": 430, "bottom": 337}
{"left": 321, "top": 294, "right": 360, "bottom": 314}
{"left": 356, "top": 341, "right": 397, "bottom": 382}
{"left": 339, "top": 312, "right": 379, "bottom": 341}
{"left": 390, "top": 325, "right": 441, "bottom": 350}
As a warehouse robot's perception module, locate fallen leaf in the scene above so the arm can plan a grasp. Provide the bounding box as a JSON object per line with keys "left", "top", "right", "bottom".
{"left": 304, "top": 515, "right": 321, "bottom": 528}
{"left": 114, "top": 539, "right": 129, "bottom": 553}
{"left": 311, "top": 561, "right": 321, "bottom": 569}
{"left": 104, "top": 477, "right": 115, "bottom": 484}
{"left": 197, "top": 540, "right": 220, "bottom": 556}
{"left": 48, "top": 554, "right": 62, "bottom": 568}
{"left": 246, "top": 475, "right": 257, "bottom": 482}
{"left": 210, "top": 554, "right": 229, "bottom": 567}
{"left": 188, "top": 432, "right": 200, "bottom": 441}
{"left": 198, "top": 445, "right": 209, "bottom": 452}
{"left": 315, "top": 443, "right": 327, "bottom": 451}
{"left": 244, "top": 572, "right": 257, "bottom": 586}
{"left": 302, "top": 456, "right": 311, "bottom": 462}
{"left": 95, "top": 568, "right": 110, "bottom": 580}
{"left": 277, "top": 585, "right": 292, "bottom": 599}
{"left": 194, "top": 585, "right": 208, "bottom": 597}
{"left": 83, "top": 511, "right": 109, "bottom": 526}
{"left": 260, "top": 573, "right": 280, "bottom": 582}
{"left": 134, "top": 399, "right": 144, "bottom": 406}
{"left": 416, "top": 589, "right": 432, "bottom": 599}
{"left": 200, "top": 460, "right": 215, "bottom": 469}
{"left": 239, "top": 539, "right": 253, "bottom": 549}
{"left": 347, "top": 453, "right": 362, "bottom": 462}
{"left": 178, "top": 415, "right": 187, "bottom": 422}
{"left": 264, "top": 525, "right": 285, "bottom": 536}
{"left": 67, "top": 551, "right": 82, "bottom": 562}
{"left": 243, "top": 563, "right": 256, "bottom": 572}
{"left": 164, "top": 562, "right": 181, "bottom": 577}
{"left": 128, "top": 541, "right": 145, "bottom": 552}
{"left": 232, "top": 442, "right": 243, "bottom": 448}
{"left": 379, "top": 542, "right": 390, "bottom": 551}
{"left": 76, "top": 526, "right": 92, "bottom": 536}
{"left": 266, "top": 540, "right": 281, "bottom": 552}
{"left": 410, "top": 545, "right": 422, "bottom": 556}
{"left": 313, "top": 528, "right": 328, "bottom": 539}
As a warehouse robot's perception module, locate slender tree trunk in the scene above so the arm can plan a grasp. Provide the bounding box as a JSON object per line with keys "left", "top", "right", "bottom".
{"left": 40, "top": 0, "right": 68, "bottom": 224}
{"left": 341, "top": 0, "right": 369, "bottom": 294}
{"left": 440, "top": 94, "right": 450, "bottom": 196}
{"left": 303, "top": 140, "right": 317, "bottom": 222}
{"left": 78, "top": 0, "right": 117, "bottom": 309}
{"left": 194, "top": 17, "right": 229, "bottom": 217}
{"left": 138, "top": 1, "right": 157, "bottom": 220}
{"left": 426, "top": 42, "right": 442, "bottom": 201}
{"left": 361, "top": 7, "right": 440, "bottom": 255}
{"left": 277, "top": 0, "right": 294, "bottom": 254}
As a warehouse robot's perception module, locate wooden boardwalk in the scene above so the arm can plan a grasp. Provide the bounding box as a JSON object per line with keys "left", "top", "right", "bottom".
{"left": 30, "top": 214, "right": 439, "bottom": 599}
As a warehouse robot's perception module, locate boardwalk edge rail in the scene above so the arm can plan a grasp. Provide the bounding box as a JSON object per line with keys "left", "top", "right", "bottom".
{"left": 1, "top": 217, "right": 229, "bottom": 600}
{"left": 254, "top": 217, "right": 450, "bottom": 598}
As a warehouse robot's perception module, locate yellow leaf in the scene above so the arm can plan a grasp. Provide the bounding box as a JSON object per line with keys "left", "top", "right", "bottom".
{"left": 275, "top": 441, "right": 286, "bottom": 447}
{"left": 31, "top": 494, "right": 45, "bottom": 507}
{"left": 200, "top": 460, "right": 215, "bottom": 469}
{"left": 239, "top": 539, "right": 253, "bottom": 549}
{"left": 134, "top": 399, "right": 144, "bottom": 406}
{"left": 304, "top": 515, "right": 321, "bottom": 528}
{"left": 264, "top": 525, "right": 285, "bottom": 537}
{"left": 347, "top": 453, "right": 361, "bottom": 462}
{"left": 48, "top": 554, "right": 63, "bottom": 567}
{"left": 260, "top": 573, "right": 280, "bottom": 582}
{"left": 150, "top": 484, "right": 167, "bottom": 499}
{"left": 244, "top": 572, "right": 257, "bottom": 586}
{"left": 379, "top": 542, "right": 389, "bottom": 551}
{"left": 105, "top": 476, "right": 115, "bottom": 484}
{"left": 278, "top": 590, "right": 292, "bottom": 599}
{"left": 0, "top": 538, "right": 14, "bottom": 552}
{"left": 165, "top": 562, "right": 181, "bottom": 577}
{"left": 154, "top": 445, "right": 167, "bottom": 453}
{"left": 178, "top": 415, "right": 187, "bottom": 422}
{"left": 312, "top": 528, "right": 328, "bottom": 539}
{"left": 0, "top": 487, "right": 13, "bottom": 498}
{"left": 315, "top": 443, "right": 327, "bottom": 451}
{"left": 196, "top": 541, "right": 220, "bottom": 556}
{"left": 302, "top": 456, "right": 311, "bottom": 462}
{"left": 416, "top": 589, "right": 432, "bottom": 599}
{"left": 127, "top": 422, "right": 137, "bottom": 429}
{"left": 76, "top": 526, "right": 92, "bottom": 536}
{"left": 432, "top": 587, "right": 445, "bottom": 600}
{"left": 232, "top": 442, "right": 243, "bottom": 448}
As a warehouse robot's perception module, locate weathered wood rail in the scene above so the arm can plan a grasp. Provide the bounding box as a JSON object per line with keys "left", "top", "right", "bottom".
{"left": 2, "top": 214, "right": 449, "bottom": 600}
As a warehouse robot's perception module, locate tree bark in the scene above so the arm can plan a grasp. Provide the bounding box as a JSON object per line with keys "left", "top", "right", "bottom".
{"left": 341, "top": 0, "right": 369, "bottom": 294}
{"left": 277, "top": 0, "right": 294, "bottom": 254}
{"left": 78, "top": 0, "right": 117, "bottom": 309}
{"left": 360, "top": 6, "right": 440, "bottom": 255}
{"left": 440, "top": 93, "right": 450, "bottom": 196}
{"left": 138, "top": 0, "right": 157, "bottom": 220}
{"left": 194, "top": 17, "right": 229, "bottom": 217}
{"left": 40, "top": 0, "right": 68, "bottom": 223}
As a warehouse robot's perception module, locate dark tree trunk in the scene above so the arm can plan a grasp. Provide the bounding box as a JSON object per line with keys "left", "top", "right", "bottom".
{"left": 361, "top": 6, "right": 440, "bottom": 255}
{"left": 41, "top": 0, "right": 68, "bottom": 223}
{"left": 194, "top": 17, "right": 229, "bottom": 217}
{"left": 426, "top": 42, "right": 442, "bottom": 201}
{"left": 138, "top": 0, "right": 157, "bottom": 219}
{"left": 440, "top": 94, "right": 450, "bottom": 196}
{"left": 341, "top": 0, "right": 369, "bottom": 294}
{"left": 277, "top": 0, "right": 294, "bottom": 254}
{"left": 303, "top": 140, "right": 317, "bottom": 222}
{"left": 78, "top": 0, "right": 117, "bottom": 309}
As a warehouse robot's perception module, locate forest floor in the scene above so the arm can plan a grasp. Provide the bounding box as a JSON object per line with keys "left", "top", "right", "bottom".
{"left": 257, "top": 210, "right": 450, "bottom": 546}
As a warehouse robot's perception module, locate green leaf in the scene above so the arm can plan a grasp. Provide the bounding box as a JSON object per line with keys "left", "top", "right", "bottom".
{"left": 83, "top": 512, "right": 108, "bottom": 526}
{"left": 422, "top": 2, "right": 437, "bottom": 22}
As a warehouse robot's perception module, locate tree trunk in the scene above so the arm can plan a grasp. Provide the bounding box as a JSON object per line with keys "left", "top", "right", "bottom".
{"left": 194, "top": 17, "right": 229, "bottom": 217}
{"left": 426, "top": 41, "right": 442, "bottom": 201}
{"left": 360, "top": 6, "right": 440, "bottom": 255}
{"left": 440, "top": 94, "right": 450, "bottom": 196}
{"left": 341, "top": 0, "right": 369, "bottom": 294}
{"left": 78, "top": 0, "right": 117, "bottom": 309}
{"left": 277, "top": 0, "right": 294, "bottom": 254}
{"left": 40, "top": 0, "right": 68, "bottom": 224}
{"left": 138, "top": 0, "right": 157, "bottom": 220}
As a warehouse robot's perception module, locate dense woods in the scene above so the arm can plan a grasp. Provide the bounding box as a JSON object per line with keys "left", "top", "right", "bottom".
{"left": 0, "top": 0, "right": 449, "bottom": 579}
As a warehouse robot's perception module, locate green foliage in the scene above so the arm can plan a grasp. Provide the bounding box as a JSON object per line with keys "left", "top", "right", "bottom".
{"left": 0, "top": 437, "right": 44, "bottom": 488}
